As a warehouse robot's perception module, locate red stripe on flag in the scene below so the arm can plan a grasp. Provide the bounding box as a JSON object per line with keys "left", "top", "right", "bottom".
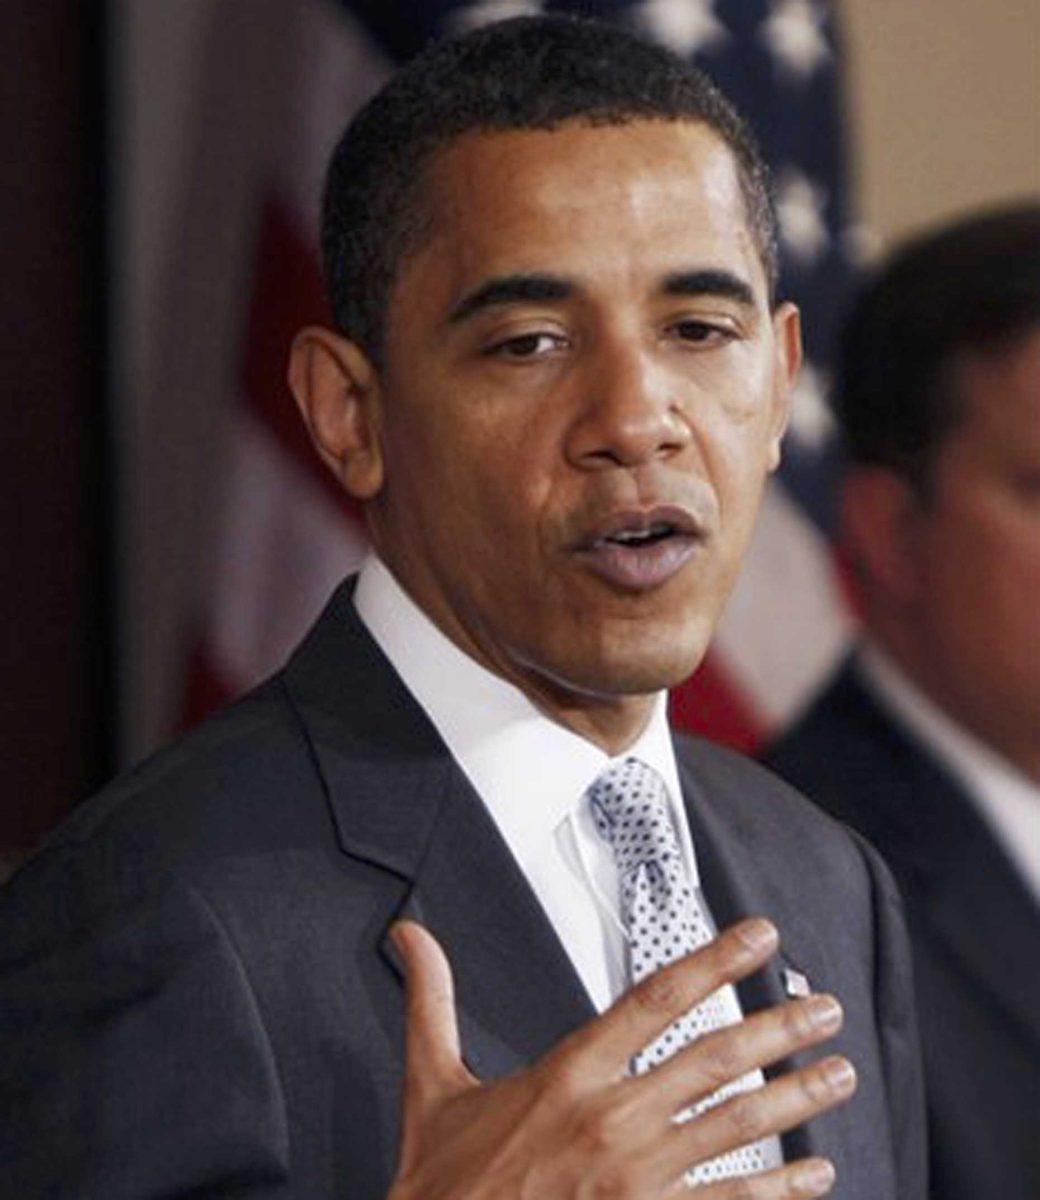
{"left": 240, "top": 191, "right": 364, "bottom": 525}
{"left": 669, "top": 652, "right": 765, "bottom": 754}
{"left": 834, "top": 544, "right": 865, "bottom": 623}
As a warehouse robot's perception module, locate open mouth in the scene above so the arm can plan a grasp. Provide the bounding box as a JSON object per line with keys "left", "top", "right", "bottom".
{"left": 599, "top": 522, "right": 679, "bottom": 549}
{"left": 576, "top": 507, "right": 706, "bottom": 591}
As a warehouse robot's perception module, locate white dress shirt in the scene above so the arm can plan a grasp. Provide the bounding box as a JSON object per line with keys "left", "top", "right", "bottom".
{"left": 858, "top": 642, "right": 1040, "bottom": 905}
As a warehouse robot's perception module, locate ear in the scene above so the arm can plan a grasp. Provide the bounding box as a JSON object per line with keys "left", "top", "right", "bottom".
{"left": 840, "top": 467, "right": 923, "bottom": 606}
{"left": 765, "top": 301, "right": 802, "bottom": 471}
{"left": 287, "top": 326, "right": 385, "bottom": 501}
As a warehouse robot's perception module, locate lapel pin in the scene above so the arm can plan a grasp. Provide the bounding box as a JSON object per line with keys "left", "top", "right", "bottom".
{"left": 783, "top": 967, "right": 812, "bottom": 998}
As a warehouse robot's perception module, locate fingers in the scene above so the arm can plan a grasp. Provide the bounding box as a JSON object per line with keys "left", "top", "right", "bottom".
{"left": 559, "top": 919, "right": 779, "bottom": 1082}
{"left": 637, "top": 993, "right": 844, "bottom": 1118}
{"left": 658, "top": 1054, "right": 856, "bottom": 1184}
{"left": 391, "top": 920, "right": 472, "bottom": 1099}
{"left": 669, "top": 1157, "right": 837, "bottom": 1198}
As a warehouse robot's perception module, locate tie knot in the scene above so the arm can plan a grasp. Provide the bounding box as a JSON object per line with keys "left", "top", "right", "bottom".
{"left": 588, "top": 758, "right": 676, "bottom": 868}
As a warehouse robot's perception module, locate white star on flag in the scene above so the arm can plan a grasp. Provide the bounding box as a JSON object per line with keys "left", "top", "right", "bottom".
{"left": 449, "top": 0, "right": 543, "bottom": 32}
{"left": 760, "top": 0, "right": 830, "bottom": 80}
{"left": 635, "top": 0, "right": 729, "bottom": 58}
{"left": 789, "top": 360, "right": 834, "bottom": 449}
{"left": 776, "top": 169, "right": 829, "bottom": 264}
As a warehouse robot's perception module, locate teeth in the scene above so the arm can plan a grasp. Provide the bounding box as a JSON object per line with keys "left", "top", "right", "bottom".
{"left": 608, "top": 523, "right": 674, "bottom": 546}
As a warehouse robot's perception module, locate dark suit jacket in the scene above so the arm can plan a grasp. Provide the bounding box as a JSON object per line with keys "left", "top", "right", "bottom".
{"left": 765, "top": 656, "right": 1040, "bottom": 1200}
{"left": 1, "top": 584, "right": 925, "bottom": 1198}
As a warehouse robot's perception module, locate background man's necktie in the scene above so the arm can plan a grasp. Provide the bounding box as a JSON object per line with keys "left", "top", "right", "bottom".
{"left": 589, "top": 756, "right": 777, "bottom": 1186}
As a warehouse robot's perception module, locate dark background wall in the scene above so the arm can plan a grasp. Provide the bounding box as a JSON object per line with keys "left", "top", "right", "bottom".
{"left": 0, "top": 3, "right": 112, "bottom": 859}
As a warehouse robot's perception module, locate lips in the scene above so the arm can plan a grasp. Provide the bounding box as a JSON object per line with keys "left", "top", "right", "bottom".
{"left": 572, "top": 504, "right": 707, "bottom": 592}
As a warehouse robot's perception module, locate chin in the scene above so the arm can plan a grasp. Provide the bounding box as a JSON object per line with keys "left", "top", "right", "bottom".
{"left": 600, "top": 652, "right": 706, "bottom": 696}
{"left": 548, "top": 622, "right": 712, "bottom": 698}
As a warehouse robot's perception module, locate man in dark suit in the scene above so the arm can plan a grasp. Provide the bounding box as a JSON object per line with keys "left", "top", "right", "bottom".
{"left": 1, "top": 18, "right": 925, "bottom": 1198}
{"left": 765, "top": 206, "right": 1040, "bottom": 1200}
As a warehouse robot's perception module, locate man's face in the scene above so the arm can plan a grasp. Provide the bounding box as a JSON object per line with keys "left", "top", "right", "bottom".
{"left": 365, "top": 120, "right": 797, "bottom": 719}
{"left": 910, "top": 328, "right": 1040, "bottom": 755}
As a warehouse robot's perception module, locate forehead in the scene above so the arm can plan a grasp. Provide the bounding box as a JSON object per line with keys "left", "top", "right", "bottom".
{"left": 405, "top": 119, "right": 766, "bottom": 302}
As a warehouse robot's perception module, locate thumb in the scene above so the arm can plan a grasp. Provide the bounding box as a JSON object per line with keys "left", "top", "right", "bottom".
{"left": 392, "top": 920, "right": 474, "bottom": 1102}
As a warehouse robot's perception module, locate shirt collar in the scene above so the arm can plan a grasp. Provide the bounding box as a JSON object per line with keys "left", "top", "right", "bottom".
{"left": 353, "top": 553, "right": 685, "bottom": 856}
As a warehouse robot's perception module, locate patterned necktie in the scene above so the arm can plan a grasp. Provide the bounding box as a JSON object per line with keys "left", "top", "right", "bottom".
{"left": 588, "top": 757, "right": 774, "bottom": 1186}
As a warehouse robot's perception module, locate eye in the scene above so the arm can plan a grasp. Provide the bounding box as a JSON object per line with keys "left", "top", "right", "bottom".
{"left": 485, "top": 331, "right": 568, "bottom": 360}
{"left": 668, "top": 318, "right": 737, "bottom": 346}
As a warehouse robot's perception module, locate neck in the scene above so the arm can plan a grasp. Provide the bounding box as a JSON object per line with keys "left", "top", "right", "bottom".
{"left": 524, "top": 684, "right": 659, "bottom": 756}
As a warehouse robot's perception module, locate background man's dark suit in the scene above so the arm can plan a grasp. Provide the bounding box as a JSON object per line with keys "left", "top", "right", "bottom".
{"left": 766, "top": 657, "right": 1040, "bottom": 1200}
{"left": 1, "top": 584, "right": 925, "bottom": 1198}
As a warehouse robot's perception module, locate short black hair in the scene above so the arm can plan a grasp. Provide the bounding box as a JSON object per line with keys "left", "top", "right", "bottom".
{"left": 321, "top": 14, "right": 777, "bottom": 363}
{"left": 835, "top": 203, "right": 1040, "bottom": 489}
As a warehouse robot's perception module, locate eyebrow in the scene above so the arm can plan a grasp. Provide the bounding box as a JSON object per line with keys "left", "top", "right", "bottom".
{"left": 447, "top": 273, "right": 574, "bottom": 325}
{"left": 662, "top": 269, "right": 756, "bottom": 308}
{"left": 446, "top": 266, "right": 757, "bottom": 327}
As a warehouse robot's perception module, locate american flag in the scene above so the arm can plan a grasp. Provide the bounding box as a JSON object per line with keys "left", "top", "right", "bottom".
{"left": 184, "top": 0, "right": 859, "bottom": 752}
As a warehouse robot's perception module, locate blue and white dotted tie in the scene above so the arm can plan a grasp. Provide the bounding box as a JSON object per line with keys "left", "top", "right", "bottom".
{"left": 589, "top": 757, "right": 773, "bottom": 1186}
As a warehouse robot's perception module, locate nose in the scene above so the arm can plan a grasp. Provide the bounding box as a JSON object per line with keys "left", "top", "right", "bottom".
{"left": 564, "top": 336, "right": 690, "bottom": 470}
{"left": 561, "top": 338, "right": 690, "bottom": 472}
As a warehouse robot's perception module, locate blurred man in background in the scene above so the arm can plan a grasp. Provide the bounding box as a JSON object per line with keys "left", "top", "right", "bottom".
{"left": 765, "top": 204, "right": 1040, "bottom": 1200}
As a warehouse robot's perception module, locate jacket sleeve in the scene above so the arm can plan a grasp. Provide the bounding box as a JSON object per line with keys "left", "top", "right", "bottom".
{"left": 849, "top": 828, "right": 929, "bottom": 1200}
{"left": 0, "top": 850, "right": 290, "bottom": 1198}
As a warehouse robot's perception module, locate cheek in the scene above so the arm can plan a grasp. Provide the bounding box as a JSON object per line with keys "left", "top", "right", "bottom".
{"left": 677, "top": 352, "right": 780, "bottom": 484}
{"left": 421, "top": 416, "right": 558, "bottom": 571}
{"left": 697, "top": 413, "right": 773, "bottom": 533}
{"left": 982, "top": 519, "right": 1040, "bottom": 632}
{"left": 678, "top": 346, "right": 774, "bottom": 427}
{"left": 920, "top": 504, "right": 1040, "bottom": 649}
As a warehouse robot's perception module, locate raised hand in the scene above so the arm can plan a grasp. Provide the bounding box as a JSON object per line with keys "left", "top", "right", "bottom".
{"left": 386, "top": 917, "right": 856, "bottom": 1199}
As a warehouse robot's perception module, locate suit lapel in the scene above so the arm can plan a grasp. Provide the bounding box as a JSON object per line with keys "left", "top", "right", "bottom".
{"left": 676, "top": 751, "right": 849, "bottom": 1165}
{"left": 679, "top": 767, "right": 792, "bottom": 1014}
{"left": 384, "top": 778, "right": 596, "bottom": 1079}
{"left": 282, "top": 582, "right": 594, "bottom": 1082}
